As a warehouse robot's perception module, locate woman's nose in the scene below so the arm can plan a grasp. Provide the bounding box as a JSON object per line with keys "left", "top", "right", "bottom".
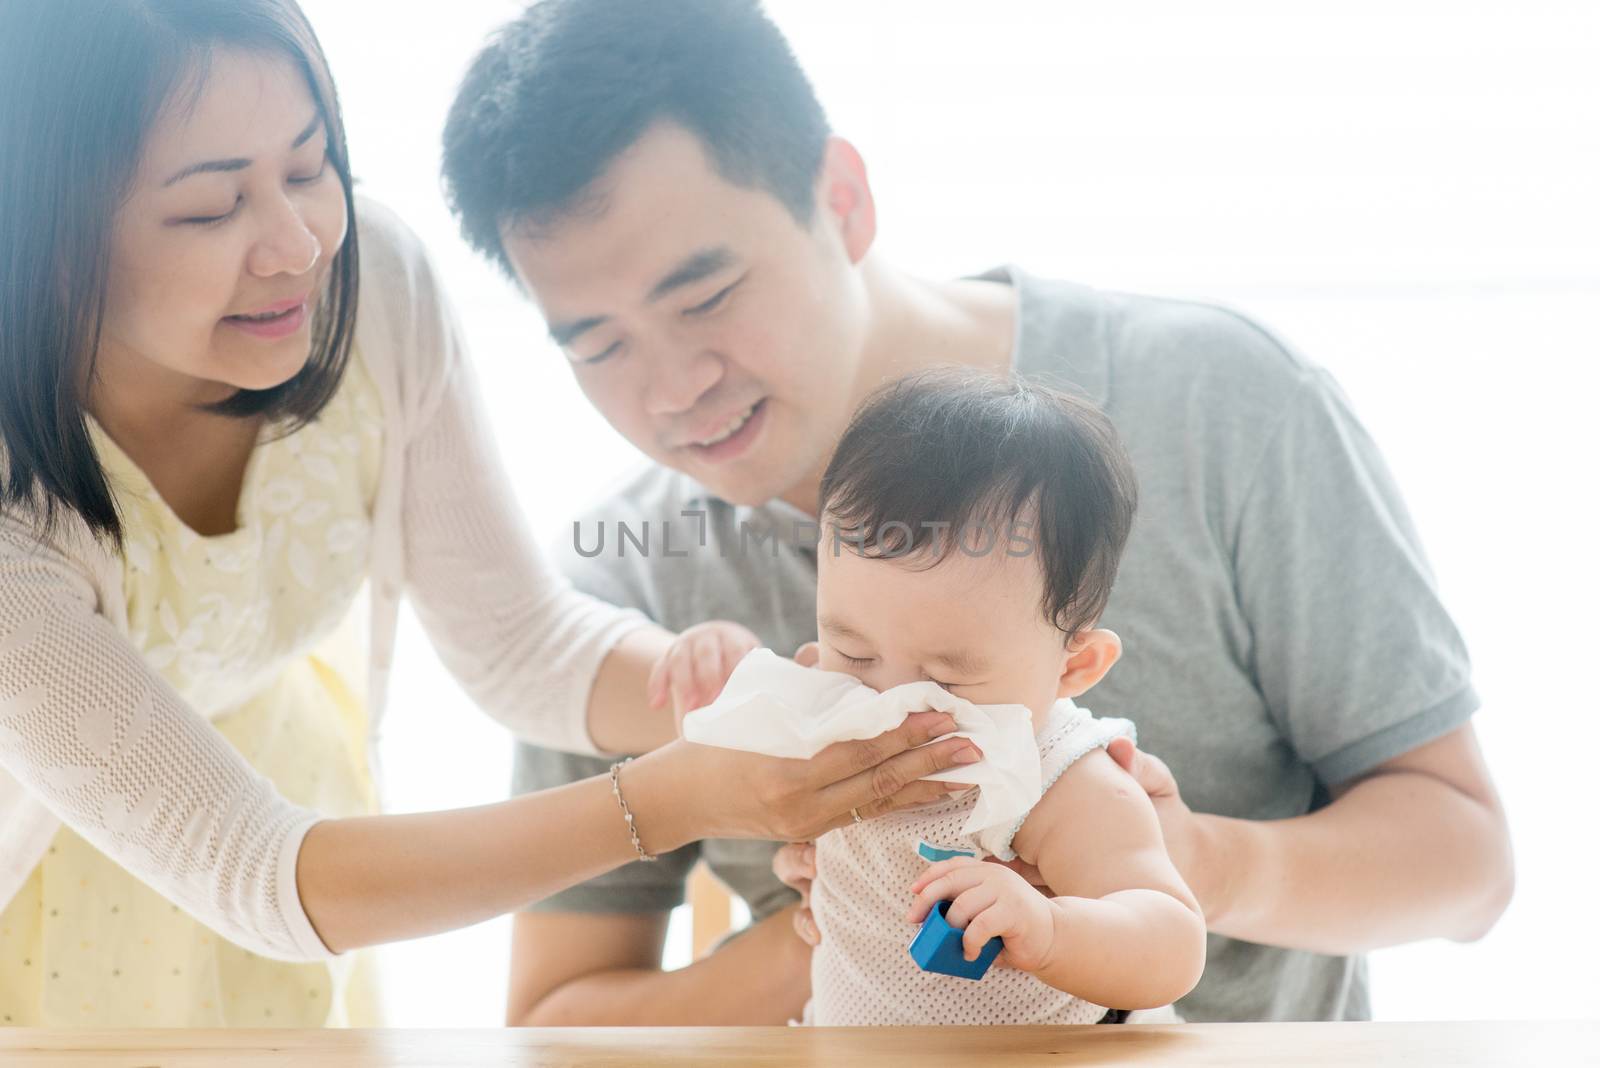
{"left": 247, "top": 196, "right": 321, "bottom": 277}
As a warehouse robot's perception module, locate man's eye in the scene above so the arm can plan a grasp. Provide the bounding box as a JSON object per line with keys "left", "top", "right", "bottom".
{"left": 581, "top": 342, "right": 622, "bottom": 365}
{"left": 684, "top": 281, "right": 738, "bottom": 317}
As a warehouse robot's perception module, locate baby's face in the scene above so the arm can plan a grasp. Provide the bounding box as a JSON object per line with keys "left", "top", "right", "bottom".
{"left": 814, "top": 533, "right": 1079, "bottom": 727}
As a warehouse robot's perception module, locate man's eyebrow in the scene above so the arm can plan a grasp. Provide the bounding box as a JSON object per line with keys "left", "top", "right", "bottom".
{"left": 817, "top": 615, "right": 870, "bottom": 644}
{"left": 162, "top": 114, "right": 322, "bottom": 187}
{"left": 647, "top": 246, "right": 735, "bottom": 302}
{"left": 928, "top": 648, "right": 988, "bottom": 677}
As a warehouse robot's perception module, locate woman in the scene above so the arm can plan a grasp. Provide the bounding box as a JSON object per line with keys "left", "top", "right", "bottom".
{"left": 0, "top": 0, "right": 979, "bottom": 1027}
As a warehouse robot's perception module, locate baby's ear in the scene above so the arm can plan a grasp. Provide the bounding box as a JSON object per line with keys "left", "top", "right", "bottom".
{"left": 1057, "top": 629, "right": 1122, "bottom": 699}
{"left": 794, "top": 641, "right": 821, "bottom": 668}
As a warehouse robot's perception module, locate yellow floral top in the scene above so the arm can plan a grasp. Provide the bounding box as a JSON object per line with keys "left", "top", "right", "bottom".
{"left": 0, "top": 351, "right": 385, "bottom": 1027}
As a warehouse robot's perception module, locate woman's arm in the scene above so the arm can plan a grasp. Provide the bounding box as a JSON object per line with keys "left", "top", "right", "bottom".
{"left": 0, "top": 516, "right": 331, "bottom": 961}
{"left": 0, "top": 522, "right": 979, "bottom": 959}
{"left": 369, "top": 205, "right": 671, "bottom": 759}
{"left": 298, "top": 716, "right": 980, "bottom": 952}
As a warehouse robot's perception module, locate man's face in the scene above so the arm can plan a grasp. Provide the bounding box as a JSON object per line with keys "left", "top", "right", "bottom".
{"left": 503, "top": 123, "right": 872, "bottom": 509}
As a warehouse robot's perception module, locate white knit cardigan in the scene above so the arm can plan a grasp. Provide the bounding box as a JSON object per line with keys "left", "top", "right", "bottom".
{"left": 0, "top": 200, "right": 645, "bottom": 962}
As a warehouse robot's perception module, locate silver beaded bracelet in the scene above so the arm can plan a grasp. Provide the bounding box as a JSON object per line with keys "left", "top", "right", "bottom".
{"left": 609, "top": 757, "right": 658, "bottom": 863}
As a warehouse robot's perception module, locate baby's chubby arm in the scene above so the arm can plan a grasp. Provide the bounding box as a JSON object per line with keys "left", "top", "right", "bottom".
{"left": 907, "top": 747, "right": 1206, "bottom": 1009}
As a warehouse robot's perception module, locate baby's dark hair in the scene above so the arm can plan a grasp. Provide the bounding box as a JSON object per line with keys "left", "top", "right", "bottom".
{"left": 818, "top": 368, "right": 1138, "bottom": 642}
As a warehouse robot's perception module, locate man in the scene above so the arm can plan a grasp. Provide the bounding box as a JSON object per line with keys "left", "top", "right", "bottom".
{"left": 440, "top": 0, "right": 1513, "bottom": 1025}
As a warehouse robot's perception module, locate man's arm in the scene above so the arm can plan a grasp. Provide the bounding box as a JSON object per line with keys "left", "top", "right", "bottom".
{"left": 506, "top": 905, "right": 812, "bottom": 1026}
{"left": 1113, "top": 722, "right": 1514, "bottom": 956}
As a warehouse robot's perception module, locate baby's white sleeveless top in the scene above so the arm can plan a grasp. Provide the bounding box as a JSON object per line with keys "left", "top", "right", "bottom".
{"left": 805, "top": 699, "right": 1135, "bottom": 1026}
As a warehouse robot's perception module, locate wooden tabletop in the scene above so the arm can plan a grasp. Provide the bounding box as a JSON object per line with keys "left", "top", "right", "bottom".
{"left": 1, "top": 1022, "right": 1596, "bottom": 1067}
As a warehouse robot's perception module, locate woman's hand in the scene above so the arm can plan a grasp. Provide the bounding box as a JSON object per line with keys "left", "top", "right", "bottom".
{"left": 630, "top": 712, "right": 983, "bottom": 853}
{"left": 647, "top": 621, "right": 762, "bottom": 732}
{"left": 907, "top": 857, "right": 1058, "bottom": 971}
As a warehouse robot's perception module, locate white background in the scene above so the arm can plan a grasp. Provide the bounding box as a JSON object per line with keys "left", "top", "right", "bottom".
{"left": 296, "top": 0, "right": 1600, "bottom": 1026}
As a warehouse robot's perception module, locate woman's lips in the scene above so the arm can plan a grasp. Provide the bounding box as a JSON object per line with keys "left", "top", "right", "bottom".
{"left": 222, "top": 300, "right": 308, "bottom": 340}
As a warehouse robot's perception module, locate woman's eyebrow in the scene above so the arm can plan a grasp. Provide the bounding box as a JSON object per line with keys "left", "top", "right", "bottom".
{"left": 162, "top": 114, "right": 322, "bottom": 187}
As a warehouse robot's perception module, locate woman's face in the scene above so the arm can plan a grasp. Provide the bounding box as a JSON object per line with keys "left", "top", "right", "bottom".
{"left": 98, "top": 48, "right": 348, "bottom": 407}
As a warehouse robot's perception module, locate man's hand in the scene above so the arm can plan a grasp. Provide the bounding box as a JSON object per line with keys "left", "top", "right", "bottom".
{"left": 1105, "top": 736, "right": 1218, "bottom": 917}
{"left": 773, "top": 841, "right": 821, "bottom": 945}
{"left": 906, "top": 857, "right": 1058, "bottom": 971}
{"left": 647, "top": 621, "right": 762, "bottom": 732}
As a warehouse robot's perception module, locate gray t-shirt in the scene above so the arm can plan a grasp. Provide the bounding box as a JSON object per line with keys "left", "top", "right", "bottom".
{"left": 512, "top": 268, "right": 1478, "bottom": 1022}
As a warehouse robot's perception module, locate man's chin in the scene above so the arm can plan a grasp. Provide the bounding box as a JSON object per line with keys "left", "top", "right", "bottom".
{"left": 689, "top": 474, "right": 780, "bottom": 508}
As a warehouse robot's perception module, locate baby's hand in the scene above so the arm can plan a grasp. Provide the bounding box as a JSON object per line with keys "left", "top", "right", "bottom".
{"left": 648, "top": 621, "right": 762, "bottom": 734}
{"left": 906, "top": 857, "right": 1058, "bottom": 973}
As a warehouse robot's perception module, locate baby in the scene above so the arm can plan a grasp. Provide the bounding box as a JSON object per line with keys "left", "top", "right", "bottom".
{"left": 653, "top": 368, "right": 1205, "bottom": 1025}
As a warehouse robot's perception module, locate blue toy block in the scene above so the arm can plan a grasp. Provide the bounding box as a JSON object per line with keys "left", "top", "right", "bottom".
{"left": 908, "top": 900, "right": 1003, "bottom": 980}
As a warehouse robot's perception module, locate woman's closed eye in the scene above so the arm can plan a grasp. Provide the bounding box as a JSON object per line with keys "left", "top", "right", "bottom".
{"left": 179, "top": 197, "right": 242, "bottom": 227}
{"left": 288, "top": 154, "right": 329, "bottom": 186}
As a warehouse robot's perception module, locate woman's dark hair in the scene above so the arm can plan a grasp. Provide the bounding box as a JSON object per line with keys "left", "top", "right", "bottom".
{"left": 819, "top": 368, "right": 1139, "bottom": 642}
{"left": 0, "top": 0, "right": 360, "bottom": 545}
{"left": 442, "top": 0, "right": 831, "bottom": 278}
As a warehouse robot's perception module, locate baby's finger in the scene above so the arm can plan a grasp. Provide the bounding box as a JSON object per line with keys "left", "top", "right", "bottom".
{"left": 691, "top": 639, "right": 724, "bottom": 710}
{"left": 962, "top": 909, "right": 1005, "bottom": 961}
{"left": 908, "top": 856, "right": 982, "bottom": 896}
{"left": 905, "top": 868, "right": 987, "bottom": 922}
{"left": 944, "top": 884, "right": 999, "bottom": 931}
{"left": 667, "top": 643, "right": 696, "bottom": 715}
{"left": 646, "top": 656, "right": 670, "bottom": 710}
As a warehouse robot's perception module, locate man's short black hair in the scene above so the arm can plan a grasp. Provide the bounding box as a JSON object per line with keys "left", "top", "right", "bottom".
{"left": 442, "top": 0, "right": 831, "bottom": 277}
{"left": 819, "top": 368, "right": 1139, "bottom": 642}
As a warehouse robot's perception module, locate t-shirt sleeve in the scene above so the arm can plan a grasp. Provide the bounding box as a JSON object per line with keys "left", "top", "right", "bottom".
{"left": 1231, "top": 368, "right": 1479, "bottom": 785}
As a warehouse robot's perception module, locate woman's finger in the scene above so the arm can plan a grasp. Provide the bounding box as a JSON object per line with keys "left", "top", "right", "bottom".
{"left": 811, "top": 711, "right": 958, "bottom": 782}
{"left": 853, "top": 778, "right": 969, "bottom": 826}
{"left": 818, "top": 730, "right": 979, "bottom": 819}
